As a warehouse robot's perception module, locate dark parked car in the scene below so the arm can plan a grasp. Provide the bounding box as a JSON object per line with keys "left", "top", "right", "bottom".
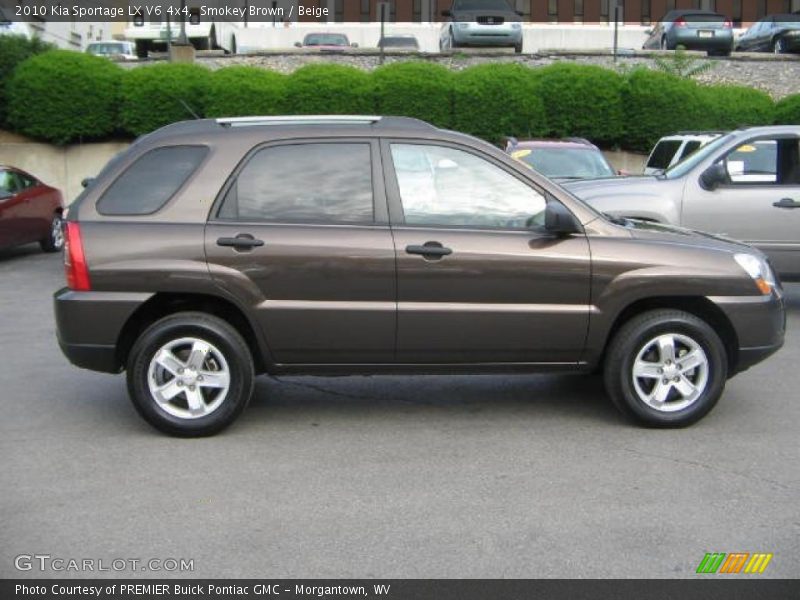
{"left": 55, "top": 116, "right": 785, "bottom": 436}
{"left": 505, "top": 138, "right": 619, "bottom": 181}
{"left": 378, "top": 34, "right": 420, "bottom": 51}
{"left": 0, "top": 166, "right": 64, "bottom": 253}
{"left": 643, "top": 9, "right": 734, "bottom": 56}
{"left": 294, "top": 33, "right": 357, "bottom": 50}
{"left": 736, "top": 14, "right": 800, "bottom": 54}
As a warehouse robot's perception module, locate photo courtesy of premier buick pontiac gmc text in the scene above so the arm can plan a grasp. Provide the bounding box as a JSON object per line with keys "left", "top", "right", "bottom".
{"left": 54, "top": 116, "right": 785, "bottom": 436}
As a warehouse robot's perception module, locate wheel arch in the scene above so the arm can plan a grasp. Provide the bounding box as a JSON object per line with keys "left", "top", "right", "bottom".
{"left": 599, "top": 296, "right": 739, "bottom": 374}
{"left": 116, "top": 292, "right": 269, "bottom": 374}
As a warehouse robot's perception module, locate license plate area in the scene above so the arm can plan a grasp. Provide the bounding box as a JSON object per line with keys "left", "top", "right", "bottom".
{"left": 698, "top": 30, "right": 714, "bottom": 38}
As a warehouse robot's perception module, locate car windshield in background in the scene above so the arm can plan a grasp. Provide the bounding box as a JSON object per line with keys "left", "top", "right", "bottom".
{"left": 380, "top": 37, "right": 418, "bottom": 48}
{"left": 454, "top": 0, "right": 512, "bottom": 11}
{"left": 303, "top": 34, "right": 349, "bottom": 46}
{"left": 647, "top": 140, "right": 682, "bottom": 170}
{"left": 514, "top": 148, "right": 615, "bottom": 179}
{"left": 680, "top": 12, "right": 726, "bottom": 24}
{"left": 664, "top": 133, "right": 733, "bottom": 179}
{"left": 87, "top": 43, "right": 127, "bottom": 55}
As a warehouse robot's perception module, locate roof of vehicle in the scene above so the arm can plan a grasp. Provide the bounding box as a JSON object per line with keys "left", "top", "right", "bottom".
{"left": 656, "top": 131, "right": 725, "bottom": 141}
{"left": 662, "top": 9, "right": 726, "bottom": 21}
{"left": 507, "top": 138, "right": 600, "bottom": 150}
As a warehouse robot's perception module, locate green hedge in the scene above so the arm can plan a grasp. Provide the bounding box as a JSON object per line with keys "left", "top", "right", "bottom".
{"left": 775, "top": 94, "right": 800, "bottom": 125}
{"left": 537, "top": 63, "right": 624, "bottom": 146}
{"left": 452, "top": 63, "right": 546, "bottom": 143}
{"left": 285, "top": 64, "right": 374, "bottom": 115}
{"left": 0, "top": 35, "right": 53, "bottom": 129}
{"left": 7, "top": 50, "right": 121, "bottom": 144}
{"left": 205, "top": 66, "right": 287, "bottom": 117}
{"left": 373, "top": 62, "right": 453, "bottom": 128}
{"left": 120, "top": 63, "right": 210, "bottom": 136}
{"left": 621, "top": 68, "right": 708, "bottom": 152}
{"left": 696, "top": 84, "right": 775, "bottom": 130}
{"left": 2, "top": 56, "right": 789, "bottom": 152}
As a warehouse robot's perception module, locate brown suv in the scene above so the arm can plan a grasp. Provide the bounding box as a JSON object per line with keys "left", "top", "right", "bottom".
{"left": 54, "top": 116, "right": 785, "bottom": 436}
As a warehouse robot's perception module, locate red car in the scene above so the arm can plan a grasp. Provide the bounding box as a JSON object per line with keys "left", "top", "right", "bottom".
{"left": 0, "top": 166, "right": 64, "bottom": 253}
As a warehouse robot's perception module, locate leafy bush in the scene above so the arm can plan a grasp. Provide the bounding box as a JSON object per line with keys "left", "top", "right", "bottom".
{"left": 7, "top": 50, "right": 121, "bottom": 144}
{"left": 621, "top": 68, "right": 706, "bottom": 151}
{"left": 696, "top": 84, "right": 774, "bottom": 130}
{"left": 452, "top": 63, "right": 546, "bottom": 143}
{"left": 205, "top": 66, "right": 287, "bottom": 117}
{"left": 0, "top": 35, "right": 53, "bottom": 128}
{"left": 775, "top": 94, "right": 800, "bottom": 125}
{"left": 537, "top": 63, "right": 624, "bottom": 146}
{"left": 286, "top": 64, "right": 374, "bottom": 115}
{"left": 120, "top": 63, "right": 211, "bottom": 136}
{"left": 373, "top": 62, "right": 453, "bottom": 128}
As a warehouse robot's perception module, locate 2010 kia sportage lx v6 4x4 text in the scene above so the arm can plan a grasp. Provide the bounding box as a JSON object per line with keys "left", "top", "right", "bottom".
{"left": 54, "top": 116, "right": 786, "bottom": 436}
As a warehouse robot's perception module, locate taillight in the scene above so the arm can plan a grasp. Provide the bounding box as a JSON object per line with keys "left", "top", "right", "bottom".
{"left": 674, "top": 17, "right": 687, "bottom": 27}
{"left": 64, "top": 222, "right": 91, "bottom": 291}
{"left": 723, "top": 19, "right": 732, "bottom": 29}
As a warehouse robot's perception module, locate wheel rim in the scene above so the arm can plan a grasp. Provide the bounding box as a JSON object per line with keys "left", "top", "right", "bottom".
{"left": 51, "top": 216, "right": 64, "bottom": 250}
{"left": 775, "top": 40, "right": 783, "bottom": 54}
{"left": 147, "top": 337, "right": 231, "bottom": 420}
{"left": 631, "top": 333, "right": 709, "bottom": 412}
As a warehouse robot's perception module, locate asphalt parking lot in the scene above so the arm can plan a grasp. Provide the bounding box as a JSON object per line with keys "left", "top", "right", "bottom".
{"left": 1, "top": 244, "right": 798, "bottom": 579}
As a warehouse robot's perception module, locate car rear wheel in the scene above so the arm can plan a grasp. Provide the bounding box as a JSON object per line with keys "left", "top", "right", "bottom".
{"left": 774, "top": 38, "right": 786, "bottom": 54}
{"left": 514, "top": 41, "right": 523, "bottom": 54}
{"left": 604, "top": 309, "right": 728, "bottom": 427}
{"left": 40, "top": 213, "right": 63, "bottom": 253}
{"left": 127, "top": 312, "right": 254, "bottom": 436}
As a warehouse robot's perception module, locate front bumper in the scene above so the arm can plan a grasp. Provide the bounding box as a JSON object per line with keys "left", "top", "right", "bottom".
{"left": 54, "top": 288, "right": 153, "bottom": 374}
{"left": 709, "top": 290, "right": 786, "bottom": 374}
{"left": 452, "top": 23, "right": 522, "bottom": 46}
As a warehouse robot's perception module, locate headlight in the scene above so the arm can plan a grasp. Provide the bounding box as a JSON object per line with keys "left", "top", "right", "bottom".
{"left": 511, "top": 23, "right": 522, "bottom": 29}
{"left": 734, "top": 253, "right": 776, "bottom": 295}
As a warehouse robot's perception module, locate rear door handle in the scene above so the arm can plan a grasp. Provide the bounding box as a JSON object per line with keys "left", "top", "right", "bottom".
{"left": 773, "top": 198, "right": 800, "bottom": 209}
{"left": 216, "top": 235, "right": 264, "bottom": 250}
{"left": 405, "top": 242, "right": 452, "bottom": 259}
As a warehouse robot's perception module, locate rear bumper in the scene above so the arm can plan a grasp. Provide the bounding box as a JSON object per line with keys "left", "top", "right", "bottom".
{"left": 709, "top": 291, "right": 786, "bottom": 375}
{"left": 673, "top": 32, "right": 733, "bottom": 50}
{"left": 54, "top": 288, "right": 153, "bottom": 373}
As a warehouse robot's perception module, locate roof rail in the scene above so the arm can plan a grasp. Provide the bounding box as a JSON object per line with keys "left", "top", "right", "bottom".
{"left": 216, "top": 115, "right": 383, "bottom": 127}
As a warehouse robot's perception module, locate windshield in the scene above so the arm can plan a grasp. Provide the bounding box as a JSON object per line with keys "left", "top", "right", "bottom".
{"left": 664, "top": 133, "right": 733, "bottom": 179}
{"left": 512, "top": 147, "right": 616, "bottom": 179}
{"left": 303, "top": 34, "right": 349, "bottom": 46}
{"left": 380, "top": 37, "right": 418, "bottom": 47}
{"left": 454, "top": 0, "right": 512, "bottom": 11}
{"left": 87, "top": 43, "right": 128, "bottom": 55}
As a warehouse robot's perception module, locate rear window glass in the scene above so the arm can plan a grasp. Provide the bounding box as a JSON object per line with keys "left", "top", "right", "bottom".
{"left": 647, "top": 140, "right": 682, "bottom": 170}
{"left": 678, "top": 141, "right": 702, "bottom": 161}
{"left": 97, "top": 146, "right": 207, "bottom": 215}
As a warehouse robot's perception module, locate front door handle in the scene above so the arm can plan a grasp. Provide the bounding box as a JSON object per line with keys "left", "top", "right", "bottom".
{"left": 773, "top": 198, "right": 800, "bottom": 209}
{"left": 216, "top": 234, "right": 264, "bottom": 250}
{"left": 405, "top": 241, "right": 452, "bottom": 259}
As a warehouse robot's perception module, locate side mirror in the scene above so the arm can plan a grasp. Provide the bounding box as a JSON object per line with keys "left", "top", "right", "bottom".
{"left": 294, "top": 41, "right": 302, "bottom": 48}
{"left": 699, "top": 162, "right": 728, "bottom": 191}
{"left": 441, "top": 9, "right": 452, "bottom": 17}
{"left": 544, "top": 201, "right": 581, "bottom": 235}
{"left": 81, "top": 177, "right": 94, "bottom": 189}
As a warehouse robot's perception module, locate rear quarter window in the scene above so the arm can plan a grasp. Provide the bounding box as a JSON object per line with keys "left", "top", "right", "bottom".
{"left": 97, "top": 145, "right": 208, "bottom": 216}
{"left": 647, "top": 140, "right": 682, "bottom": 170}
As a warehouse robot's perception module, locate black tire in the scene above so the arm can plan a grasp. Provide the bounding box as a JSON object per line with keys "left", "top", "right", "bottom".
{"left": 603, "top": 309, "right": 728, "bottom": 428}
{"left": 39, "top": 213, "right": 63, "bottom": 253}
{"left": 126, "top": 312, "right": 254, "bottom": 437}
{"left": 514, "top": 41, "right": 523, "bottom": 54}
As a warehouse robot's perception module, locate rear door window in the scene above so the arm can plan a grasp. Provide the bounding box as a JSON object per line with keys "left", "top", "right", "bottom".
{"left": 677, "top": 141, "right": 702, "bottom": 162}
{"left": 647, "top": 140, "right": 682, "bottom": 170}
{"left": 218, "top": 143, "right": 374, "bottom": 224}
{"left": 97, "top": 145, "right": 208, "bottom": 215}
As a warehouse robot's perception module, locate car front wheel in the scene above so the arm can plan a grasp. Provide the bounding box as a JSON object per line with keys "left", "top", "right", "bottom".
{"left": 127, "top": 312, "right": 254, "bottom": 436}
{"left": 604, "top": 309, "right": 728, "bottom": 427}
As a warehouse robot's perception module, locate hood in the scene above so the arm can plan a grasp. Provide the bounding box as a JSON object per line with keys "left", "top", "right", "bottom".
{"left": 453, "top": 10, "right": 522, "bottom": 21}
{"left": 624, "top": 218, "right": 758, "bottom": 256}
{"left": 565, "top": 175, "right": 661, "bottom": 197}
{"left": 565, "top": 175, "right": 681, "bottom": 223}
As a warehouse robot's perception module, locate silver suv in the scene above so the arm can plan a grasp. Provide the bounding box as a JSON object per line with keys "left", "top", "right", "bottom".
{"left": 566, "top": 126, "right": 800, "bottom": 281}
{"left": 439, "top": 0, "right": 523, "bottom": 53}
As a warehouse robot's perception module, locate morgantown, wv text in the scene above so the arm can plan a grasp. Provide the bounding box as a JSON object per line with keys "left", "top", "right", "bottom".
{"left": 16, "top": 583, "right": 392, "bottom": 598}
